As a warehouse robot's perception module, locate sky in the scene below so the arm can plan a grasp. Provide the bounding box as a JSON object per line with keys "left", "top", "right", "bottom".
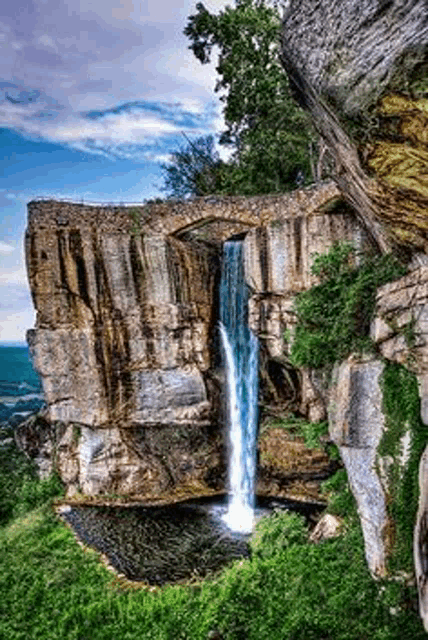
{"left": 0, "top": 0, "right": 232, "bottom": 343}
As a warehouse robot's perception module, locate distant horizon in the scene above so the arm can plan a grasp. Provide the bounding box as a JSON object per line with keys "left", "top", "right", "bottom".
{"left": 0, "top": 341, "right": 28, "bottom": 347}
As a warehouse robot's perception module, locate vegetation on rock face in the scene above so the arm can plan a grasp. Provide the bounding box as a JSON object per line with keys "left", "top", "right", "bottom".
{"left": 261, "top": 414, "right": 331, "bottom": 452}
{"left": 161, "top": 0, "right": 317, "bottom": 199}
{"left": 379, "top": 362, "right": 428, "bottom": 572}
{"left": 290, "top": 242, "right": 407, "bottom": 369}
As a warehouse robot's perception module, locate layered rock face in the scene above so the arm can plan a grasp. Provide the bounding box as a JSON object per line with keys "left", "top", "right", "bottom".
{"left": 22, "top": 182, "right": 428, "bottom": 627}
{"left": 280, "top": 3, "right": 428, "bottom": 626}
{"left": 25, "top": 201, "right": 220, "bottom": 498}
{"left": 245, "top": 189, "right": 372, "bottom": 421}
{"left": 281, "top": 0, "right": 428, "bottom": 251}
{"left": 372, "top": 264, "right": 428, "bottom": 624}
{"left": 23, "top": 183, "right": 366, "bottom": 501}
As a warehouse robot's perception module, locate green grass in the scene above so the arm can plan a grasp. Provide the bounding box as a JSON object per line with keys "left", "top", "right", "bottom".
{"left": 0, "top": 484, "right": 426, "bottom": 638}
{"left": 262, "top": 414, "right": 329, "bottom": 449}
{"left": 0, "top": 436, "right": 63, "bottom": 526}
{"left": 0, "top": 434, "right": 425, "bottom": 639}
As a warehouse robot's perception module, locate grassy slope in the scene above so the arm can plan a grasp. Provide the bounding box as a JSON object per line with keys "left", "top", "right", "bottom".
{"left": 1, "top": 422, "right": 426, "bottom": 639}
{"left": 0, "top": 501, "right": 426, "bottom": 640}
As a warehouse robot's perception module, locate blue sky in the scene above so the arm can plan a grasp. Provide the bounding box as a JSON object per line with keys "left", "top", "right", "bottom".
{"left": 0, "top": 0, "right": 231, "bottom": 343}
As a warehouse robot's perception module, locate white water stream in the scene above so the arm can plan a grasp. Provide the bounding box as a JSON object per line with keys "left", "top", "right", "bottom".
{"left": 220, "top": 240, "right": 259, "bottom": 534}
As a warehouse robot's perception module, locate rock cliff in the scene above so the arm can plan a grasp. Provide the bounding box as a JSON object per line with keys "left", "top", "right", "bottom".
{"left": 280, "top": 2, "right": 428, "bottom": 627}
{"left": 22, "top": 182, "right": 367, "bottom": 503}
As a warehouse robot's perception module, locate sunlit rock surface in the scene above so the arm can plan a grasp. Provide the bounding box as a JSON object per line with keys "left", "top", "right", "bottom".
{"left": 329, "top": 355, "right": 389, "bottom": 577}
{"left": 372, "top": 264, "right": 428, "bottom": 625}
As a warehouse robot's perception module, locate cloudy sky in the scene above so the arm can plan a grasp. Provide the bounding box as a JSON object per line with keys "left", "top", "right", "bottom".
{"left": 0, "top": 0, "right": 231, "bottom": 343}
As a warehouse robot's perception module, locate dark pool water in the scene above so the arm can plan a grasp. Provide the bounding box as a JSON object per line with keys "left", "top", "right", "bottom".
{"left": 59, "top": 495, "right": 323, "bottom": 585}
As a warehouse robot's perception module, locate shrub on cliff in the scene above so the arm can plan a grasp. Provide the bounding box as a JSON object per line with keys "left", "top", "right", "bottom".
{"left": 0, "top": 438, "right": 63, "bottom": 526}
{"left": 290, "top": 242, "right": 406, "bottom": 369}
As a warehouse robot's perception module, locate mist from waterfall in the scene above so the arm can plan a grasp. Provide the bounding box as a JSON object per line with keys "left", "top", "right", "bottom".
{"left": 219, "top": 240, "right": 259, "bottom": 534}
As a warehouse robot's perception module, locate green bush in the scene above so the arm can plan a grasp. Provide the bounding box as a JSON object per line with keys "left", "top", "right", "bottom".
{"left": 250, "top": 511, "right": 306, "bottom": 558}
{"left": 290, "top": 242, "right": 406, "bottom": 369}
{"left": 321, "top": 469, "right": 358, "bottom": 520}
{"left": 264, "top": 414, "right": 329, "bottom": 450}
{"left": 0, "top": 501, "right": 425, "bottom": 639}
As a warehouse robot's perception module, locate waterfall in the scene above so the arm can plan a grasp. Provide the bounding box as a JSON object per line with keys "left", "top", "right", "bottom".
{"left": 219, "top": 240, "right": 259, "bottom": 534}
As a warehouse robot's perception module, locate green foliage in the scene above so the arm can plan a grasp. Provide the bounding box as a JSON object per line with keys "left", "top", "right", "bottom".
{"left": 321, "top": 469, "right": 358, "bottom": 520}
{"left": 266, "top": 414, "right": 329, "bottom": 450}
{"left": 402, "top": 317, "right": 417, "bottom": 349}
{"left": 0, "top": 417, "right": 424, "bottom": 638}
{"left": 250, "top": 511, "right": 306, "bottom": 558}
{"left": 290, "top": 242, "right": 407, "bottom": 369}
{"left": 1, "top": 504, "right": 425, "bottom": 639}
{"left": 380, "top": 362, "right": 428, "bottom": 571}
{"left": 176, "top": 0, "right": 316, "bottom": 197}
{"left": 129, "top": 206, "right": 142, "bottom": 236}
{"left": 0, "top": 438, "right": 64, "bottom": 526}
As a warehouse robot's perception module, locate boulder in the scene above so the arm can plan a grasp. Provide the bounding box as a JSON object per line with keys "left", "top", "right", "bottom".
{"left": 310, "top": 514, "right": 343, "bottom": 543}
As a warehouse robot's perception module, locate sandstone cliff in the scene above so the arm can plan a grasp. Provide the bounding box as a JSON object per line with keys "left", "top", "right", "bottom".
{"left": 21, "top": 182, "right": 367, "bottom": 504}
{"left": 281, "top": 4, "right": 428, "bottom": 625}
{"left": 20, "top": 180, "right": 428, "bottom": 629}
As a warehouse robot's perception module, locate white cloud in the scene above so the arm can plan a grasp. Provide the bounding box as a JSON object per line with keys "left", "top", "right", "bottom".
{"left": 0, "top": 241, "right": 15, "bottom": 254}
{"left": 0, "top": 96, "right": 222, "bottom": 161}
{"left": 149, "top": 153, "right": 173, "bottom": 164}
{"left": 0, "top": 0, "right": 232, "bottom": 161}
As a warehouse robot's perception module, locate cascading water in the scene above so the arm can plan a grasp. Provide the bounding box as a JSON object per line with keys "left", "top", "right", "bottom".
{"left": 219, "top": 240, "right": 259, "bottom": 534}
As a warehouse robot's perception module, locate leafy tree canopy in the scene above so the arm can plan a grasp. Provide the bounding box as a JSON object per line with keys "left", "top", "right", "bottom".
{"left": 161, "top": 0, "right": 317, "bottom": 199}
{"left": 160, "top": 135, "right": 228, "bottom": 199}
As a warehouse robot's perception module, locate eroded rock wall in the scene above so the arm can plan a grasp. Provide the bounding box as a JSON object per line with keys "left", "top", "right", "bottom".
{"left": 25, "top": 202, "right": 220, "bottom": 498}
{"left": 245, "top": 195, "right": 372, "bottom": 420}
{"left": 329, "top": 355, "right": 388, "bottom": 577}
{"left": 24, "top": 183, "right": 359, "bottom": 500}
{"left": 281, "top": 0, "right": 428, "bottom": 251}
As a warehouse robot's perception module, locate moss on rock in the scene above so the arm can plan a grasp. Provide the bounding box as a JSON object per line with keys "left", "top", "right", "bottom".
{"left": 379, "top": 362, "right": 428, "bottom": 571}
